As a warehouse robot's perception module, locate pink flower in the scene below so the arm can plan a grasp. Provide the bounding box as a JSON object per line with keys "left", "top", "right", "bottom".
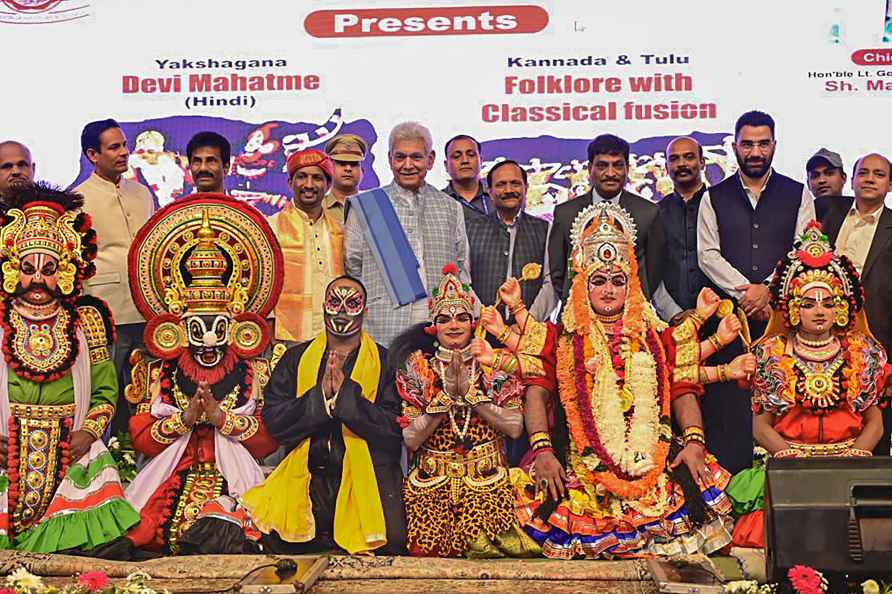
{"left": 0, "top": 588, "right": 18, "bottom": 594}
{"left": 788, "top": 565, "right": 824, "bottom": 594}
{"left": 78, "top": 571, "right": 110, "bottom": 592}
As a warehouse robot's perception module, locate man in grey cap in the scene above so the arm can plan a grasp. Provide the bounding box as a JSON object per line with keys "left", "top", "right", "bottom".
{"left": 324, "top": 133, "right": 367, "bottom": 225}
{"left": 807, "top": 148, "right": 847, "bottom": 198}
{"left": 806, "top": 148, "right": 848, "bottom": 219}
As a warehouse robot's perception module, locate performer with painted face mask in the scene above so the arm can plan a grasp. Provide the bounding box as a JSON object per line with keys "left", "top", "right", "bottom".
{"left": 123, "top": 194, "right": 282, "bottom": 554}
{"left": 0, "top": 183, "right": 138, "bottom": 554}
{"left": 241, "top": 275, "right": 407, "bottom": 555}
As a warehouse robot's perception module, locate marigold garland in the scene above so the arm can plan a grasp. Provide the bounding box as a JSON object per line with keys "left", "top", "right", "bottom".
{"left": 557, "top": 326, "right": 671, "bottom": 500}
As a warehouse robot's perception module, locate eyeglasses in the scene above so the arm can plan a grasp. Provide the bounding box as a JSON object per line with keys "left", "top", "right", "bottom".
{"left": 737, "top": 140, "right": 774, "bottom": 152}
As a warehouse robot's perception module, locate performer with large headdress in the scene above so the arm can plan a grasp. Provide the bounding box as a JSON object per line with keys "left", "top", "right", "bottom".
{"left": 726, "top": 222, "right": 888, "bottom": 548}
{"left": 123, "top": 193, "right": 282, "bottom": 554}
{"left": 0, "top": 183, "right": 139, "bottom": 553}
{"left": 484, "top": 201, "right": 747, "bottom": 559}
{"left": 391, "top": 264, "right": 540, "bottom": 558}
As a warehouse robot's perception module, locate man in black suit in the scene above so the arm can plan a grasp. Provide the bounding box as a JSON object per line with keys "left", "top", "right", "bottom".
{"left": 819, "top": 152, "right": 892, "bottom": 454}
{"left": 548, "top": 134, "right": 663, "bottom": 303}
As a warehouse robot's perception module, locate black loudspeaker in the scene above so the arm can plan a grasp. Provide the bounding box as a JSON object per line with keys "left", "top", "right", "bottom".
{"left": 765, "top": 457, "right": 892, "bottom": 581}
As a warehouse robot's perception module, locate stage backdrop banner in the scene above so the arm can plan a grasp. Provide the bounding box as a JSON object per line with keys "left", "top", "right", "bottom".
{"left": 2, "top": 0, "right": 892, "bottom": 217}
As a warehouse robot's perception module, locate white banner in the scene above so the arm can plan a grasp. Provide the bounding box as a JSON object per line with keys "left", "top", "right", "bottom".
{"left": 3, "top": 0, "right": 891, "bottom": 216}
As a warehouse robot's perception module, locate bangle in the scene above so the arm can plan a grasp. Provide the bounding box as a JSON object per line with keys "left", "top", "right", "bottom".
{"left": 532, "top": 437, "right": 553, "bottom": 450}
{"left": 698, "top": 368, "right": 712, "bottom": 384}
{"left": 533, "top": 446, "right": 554, "bottom": 458}
{"left": 688, "top": 311, "right": 706, "bottom": 328}
{"left": 718, "top": 364, "right": 729, "bottom": 383}
{"left": 683, "top": 426, "right": 705, "bottom": 439}
{"left": 492, "top": 352, "right": 503, "bottom": 371}
{"left": 685, "top": 435, "right": 706, "bottom": 447}
{"left": 509, "top": 301, "right": 525, "bottom": 314}
{"left": 773, "top": 448, "right": 799, "bottom": 459}
{"left": 497, "top": 326, "right": 513, "bottom": 343}
{"left": 707, "top": 334, "right": 723, "bottom": 352}
{"left": 529, "top": 431, "right": 551, "bottom": 444}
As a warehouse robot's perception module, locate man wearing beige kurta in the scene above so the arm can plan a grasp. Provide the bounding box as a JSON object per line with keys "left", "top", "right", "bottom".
{"left": 75, "top": 119, "right": 154, "bottom": 434}
{"left": 270, "top": 149, "right": 344, "bottom": 344}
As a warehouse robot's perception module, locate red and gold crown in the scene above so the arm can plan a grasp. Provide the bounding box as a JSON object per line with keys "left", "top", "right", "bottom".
{"left": 0, "top": 184, "right": 97, "bottom": 299}
{"left": 770, "top": 221, "right": 863, "bottom": 329}
{"left": 428, "top": 263, "right": 474, "bottom": 318}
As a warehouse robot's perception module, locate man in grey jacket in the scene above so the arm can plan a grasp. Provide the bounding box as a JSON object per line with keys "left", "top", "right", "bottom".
{"left": 344, "top": 121, "right": 471, "bottom": 347}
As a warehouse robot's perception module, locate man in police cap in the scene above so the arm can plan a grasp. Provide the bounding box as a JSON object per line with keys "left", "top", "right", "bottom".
{"left": 324, "top": 134, "right": 367, "bottom": 225}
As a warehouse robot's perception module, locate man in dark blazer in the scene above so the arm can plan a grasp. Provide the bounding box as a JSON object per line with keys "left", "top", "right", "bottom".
{"left": 548, "top": 134, "right": 663, "bottom": 303}
{"left": 466, "top": 160, "right": 555, "bottom": 321}
{"left": 819, "top": 152, "right": 892, "bottom": 454}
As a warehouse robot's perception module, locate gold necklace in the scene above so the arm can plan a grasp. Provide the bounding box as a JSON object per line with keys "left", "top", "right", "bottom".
{"left": 595, "top": 311, "right": 623, "bottom": 324}
{"left": 796, "top": 334, "right": 834, "bottom": 348}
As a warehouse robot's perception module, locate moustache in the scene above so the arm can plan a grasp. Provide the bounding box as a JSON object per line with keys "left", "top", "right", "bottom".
{"left": 675, "top": 167, "right": 692, "bottom": 175}
{"left": 14, "top": 281, "right": 60, "bottom": 298}
{"left": 196, "top": 172, "right": 214, "bottom": 179}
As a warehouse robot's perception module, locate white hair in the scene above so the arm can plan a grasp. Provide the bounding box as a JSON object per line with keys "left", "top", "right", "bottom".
{"left": 388, "top": 121, "right": 433, "bottom": 155}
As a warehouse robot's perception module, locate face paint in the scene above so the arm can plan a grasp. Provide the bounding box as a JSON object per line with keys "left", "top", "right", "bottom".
{"left": 324, "top": 284, "right": 365, "bottom": 336}
{"left": 17, "top": 252, "right": 60, "bottom": 306}
{"left": 184, "top": 313, "right": 231, "bottom": 367}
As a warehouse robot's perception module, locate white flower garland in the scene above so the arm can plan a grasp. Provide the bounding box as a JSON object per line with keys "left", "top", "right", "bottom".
{"left": 585, "top": 323, "right": 661, "bottom": 479}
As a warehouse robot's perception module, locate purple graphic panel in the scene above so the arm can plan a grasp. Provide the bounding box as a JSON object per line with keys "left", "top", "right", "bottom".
{"left": 69, "top": 108, "right": 379, "bottom": 216}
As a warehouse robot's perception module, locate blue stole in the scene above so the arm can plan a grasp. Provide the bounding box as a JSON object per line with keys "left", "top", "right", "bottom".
{"left": 351, "top": 188, "right": 427, "bottom": 306}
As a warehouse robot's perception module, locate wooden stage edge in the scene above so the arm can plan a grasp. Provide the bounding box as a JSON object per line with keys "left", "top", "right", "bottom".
{"left": 0, "top": 551, "right": 744, "bottom": 594}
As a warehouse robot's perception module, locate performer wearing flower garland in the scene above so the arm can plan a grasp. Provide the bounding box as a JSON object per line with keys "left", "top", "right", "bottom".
{"left": 727, "top": 222, "right": 888, "bottom": 548}
{"left": 123, "top": 194, "right": 281, "bottom": 554}
{"left": 0, "top": 183, "right": 139, "bottom": 553}
{"left": 492, "top": 202, "right": 741, "bottom": 559}
{"left": 393, "top": 263, "right": 539, "bottom": 558}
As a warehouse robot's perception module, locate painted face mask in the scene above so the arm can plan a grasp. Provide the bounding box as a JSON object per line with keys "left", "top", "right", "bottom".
{"left": 323, "top": 284, "right": 365, "bottom": 337}
{"left": 184, "top": 313, "right": 231, "bottom": 367}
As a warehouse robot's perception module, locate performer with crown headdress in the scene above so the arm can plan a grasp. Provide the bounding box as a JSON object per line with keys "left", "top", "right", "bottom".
{"left": 392, "top": 263, "right": 540, "bottom": 558}
{"left": 0, "top": 183, "right": 139, "bottom": 553}
{"left": 480, "top": 201, "right": 747, "bottom": 559}
{"left": 726, "top": 222, "right": 889, "bottom": 548}
{"left": 123, "top": 193, "right": 282, "bottom": 554}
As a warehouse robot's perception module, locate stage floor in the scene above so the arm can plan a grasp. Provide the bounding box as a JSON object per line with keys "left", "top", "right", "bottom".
{"left": 0, "top": 551, "right": 750, "bottom": 593}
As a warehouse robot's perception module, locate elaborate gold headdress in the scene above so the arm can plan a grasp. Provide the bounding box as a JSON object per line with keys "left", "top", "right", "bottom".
{"left": 769, "top": 221, "right": 863, "bottom": 330}
{"left": 428, "top": 263, "right": 474, "bottom": 318}
{"left": 563, "top": 201, "right": 663, "bottom": 338}
{"left": 569, "top": 202, "right": 637, "bottom": 276}
{"left": 129, "top": 193, "right": 283, "bottom": 360}
{"left": 0, "top": 184, "right": 96, "bottom": 298}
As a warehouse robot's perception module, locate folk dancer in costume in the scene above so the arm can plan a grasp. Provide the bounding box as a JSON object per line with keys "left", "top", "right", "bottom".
{"left": 486, "top": 202, "right": 748, "bottom": 558}
{"left": 393, "top": 263, "right": 540, "bottom": 558}
{"left": 0, "top": 183, "right": 139, "bottom": 553}
{"left": 124, "top": 194, "right": 282, "bottom": 554}
{"left": 242, "top": 275, "right": 407, "bottom": 555}
{"left": 726, "top": 222, "right": 889, "bottom": 548}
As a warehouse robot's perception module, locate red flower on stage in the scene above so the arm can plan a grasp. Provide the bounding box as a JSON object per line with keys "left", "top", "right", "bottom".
{"left": 788, "top": 564, "right": 826, "bottom": 594}
{"left": 78, "top": 571, "right": 110, "bottom": 592}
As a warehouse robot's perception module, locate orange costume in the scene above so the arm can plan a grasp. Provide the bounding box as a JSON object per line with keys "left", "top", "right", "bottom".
{"left": 728, "top": 223, "right": 889, "bottom": 548}
{"left": 511, "top": 202, "right": 733, "bottom": 558}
